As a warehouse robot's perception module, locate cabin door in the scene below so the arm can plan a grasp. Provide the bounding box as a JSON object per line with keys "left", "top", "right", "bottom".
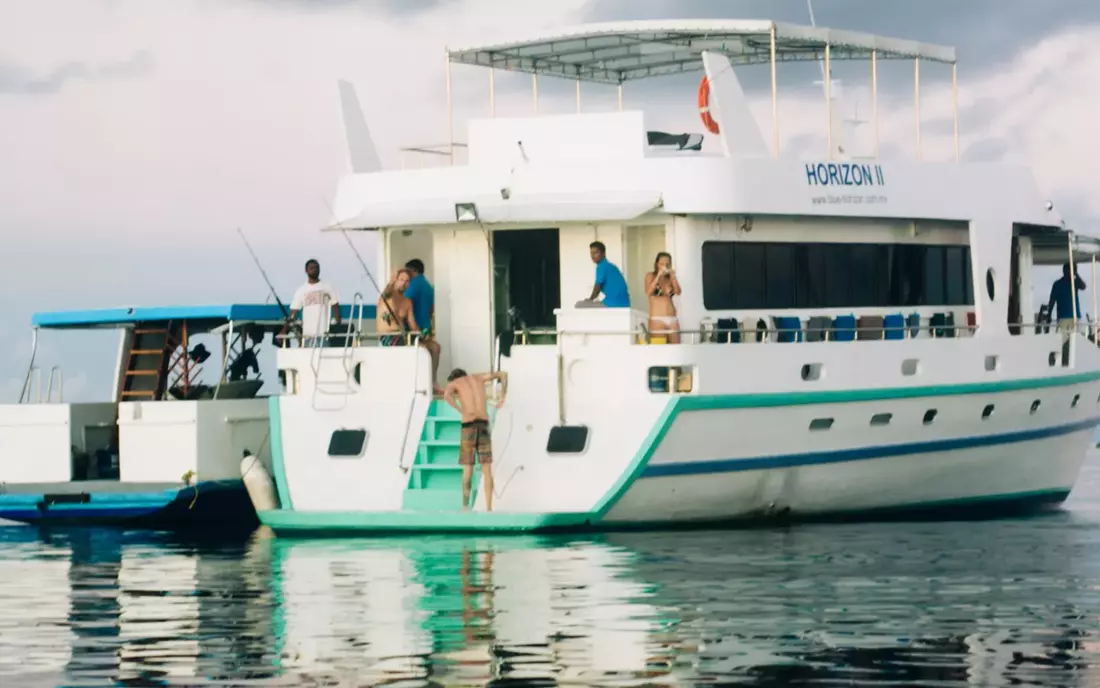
{"left": 625, "top": 225, "right": 668, "bottom": 308}
{"left": 1008, "top": 234, "right": 1021, "bottom": 335}
{"left": 492, "top": 228, "right": 561, "bottom": 339}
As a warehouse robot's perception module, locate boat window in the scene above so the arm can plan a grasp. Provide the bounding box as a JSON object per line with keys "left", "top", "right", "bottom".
{"left": 701, "top": 241, "right": 974, "bottom": 310}
{"left": 945, "top": 247, "right": 967, "bottom": 304}
{"left": 985, "top": 269, "right": 996, "bottom": 301}
{"left": 981, "top": 404, "right": 995, "bottom": 420}
{"left": 1072, "top": 394, "right": 1081, "bottom": 408}
{"left": 800, "top": 363, "right": 823, "bottom": 381}
{"left": 809, "top": 418, "right": 834, "bottom": 431}
{"left": 1049, "top": 352, "right": 1057, "bottom": 367}
{"left": 923, "top": 409, "right": 937, "bottom": 425}
{"left": 923, "top": 247, "right": 946, "bottom": 304}
{"left": 984, "top": 355, "right": 999, "bottom": 372}
{"left": 870, "top": 413, "right": 892, "bottom": 426}
{"left": 1031, "top": 400, "right": 1041, "bottom": 414}
{"left": 901, "top": 359, "right": 920, "bottom": 376}
{"left": 328, "top": 429, "right": 368, "bottom": 457}
{"left": 547, "top": 425, "right": 589, "bottom": 454}
{"left": 647, "top": 366, "right": 694, "bottom": 393}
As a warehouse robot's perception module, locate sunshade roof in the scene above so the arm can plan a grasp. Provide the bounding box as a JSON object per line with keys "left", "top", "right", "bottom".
{"left": 447, "top": 20, "right": 957, "bottom": 85}
{"left": 32, "top": 304, "right": 376, "bottom": 331}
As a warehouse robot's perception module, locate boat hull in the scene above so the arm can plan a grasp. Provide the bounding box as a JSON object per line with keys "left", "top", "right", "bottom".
{"left": 0, "top": 479, "right": 258, "bottom": 530}
{"left": 259, "top": 358, "right": 1100, "bottom": 536}
{"left": 257, "top": 426, "right": 1089, "bottom": 536}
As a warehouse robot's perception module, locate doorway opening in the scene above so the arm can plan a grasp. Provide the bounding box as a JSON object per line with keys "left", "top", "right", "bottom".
{"left": 493, "top": 229, "right": 561, "bottom": 340}
{"left": 1008, "top": 233, "right": 1021, "bottom": 335}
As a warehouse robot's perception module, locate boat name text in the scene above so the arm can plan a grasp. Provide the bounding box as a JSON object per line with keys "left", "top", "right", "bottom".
{"left": 806, "top": 163, "right": 885, "bottom": 187}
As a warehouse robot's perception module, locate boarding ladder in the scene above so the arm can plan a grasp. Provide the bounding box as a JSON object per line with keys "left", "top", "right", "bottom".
{"left": 308, "top": 293, "right": 366, "bottom": 410}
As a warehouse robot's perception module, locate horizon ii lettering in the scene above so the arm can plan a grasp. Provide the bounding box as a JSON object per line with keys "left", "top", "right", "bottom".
{"left": 806, "top": 162, "right": 885, "bottom": 187}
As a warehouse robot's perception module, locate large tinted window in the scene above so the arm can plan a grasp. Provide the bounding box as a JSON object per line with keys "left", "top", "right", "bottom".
{"left": 702, "top": 241, "right": 974, "bottom": 310}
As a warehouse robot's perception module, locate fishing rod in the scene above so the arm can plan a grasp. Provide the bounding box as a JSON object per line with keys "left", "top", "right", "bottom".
{"left": 235, "top": 227, "right": 297, "bottom": 335}
{"left": 320, "top": 196, "right": 405, "bottom": 332}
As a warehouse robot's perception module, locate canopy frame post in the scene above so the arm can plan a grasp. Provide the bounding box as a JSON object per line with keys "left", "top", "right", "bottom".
{"left": 769, "top": 22, "right": 779, "bottom": 158}
{"left": 445, "top": 48, "right": 454, "bottom": 165}
{"left": 914, "top": 57, "right": 922, "bottom": 161}
{"left": 872, "top": 50, "right": 879, "bottom": 160}
{"left": 952, "top": 63, "right": 960, "bottom": 162}
{"left": 824, "top": 43, "right": 832, "bottom": 159}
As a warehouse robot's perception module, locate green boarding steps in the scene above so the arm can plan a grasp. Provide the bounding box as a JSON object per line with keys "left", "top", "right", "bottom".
{"left": 402, "top": 400, "right": 496, "bottom": 511}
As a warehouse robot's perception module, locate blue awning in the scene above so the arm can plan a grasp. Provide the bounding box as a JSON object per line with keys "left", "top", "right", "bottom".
{"left": 32, "top": 304, "right": 377, "bottom": 330}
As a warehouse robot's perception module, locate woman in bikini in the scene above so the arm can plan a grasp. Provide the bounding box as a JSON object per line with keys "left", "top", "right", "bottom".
{"left": 377, "top": 269, "right": 416, "bottom": 346}
{"left": 645, "top": 252, "right": 682, "bottom": 343}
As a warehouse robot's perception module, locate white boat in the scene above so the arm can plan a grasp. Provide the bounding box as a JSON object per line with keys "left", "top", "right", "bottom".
{"left": 254, "top": 19, "right": 1100, "bottom": 534}
{"left": 0, "top": 303, "right": 368, "bottom": 528}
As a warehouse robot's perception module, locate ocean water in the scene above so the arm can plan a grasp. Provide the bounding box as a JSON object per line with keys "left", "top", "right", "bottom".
{"left": 0, "top": 458, "right": 1097, "bottom": 687}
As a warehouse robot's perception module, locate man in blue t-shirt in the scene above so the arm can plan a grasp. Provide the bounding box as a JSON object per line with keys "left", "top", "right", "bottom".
{"left": 1047, "top": 262, "right": 1086, "bottom": 333}
{"left": 585, "top": 241, "right": 631, "bottom": 308}
{"left": 404, "top": 258, "right": 442, "bottom": 393}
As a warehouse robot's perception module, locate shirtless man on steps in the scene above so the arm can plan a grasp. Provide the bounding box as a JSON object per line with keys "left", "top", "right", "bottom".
{"left": 443, "top": 368, "right": 508, "bottom": 511}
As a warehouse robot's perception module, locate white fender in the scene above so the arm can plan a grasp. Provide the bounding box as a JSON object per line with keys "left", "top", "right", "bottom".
{"left": 240, "top": 452, "right": 279, "bottom": 513}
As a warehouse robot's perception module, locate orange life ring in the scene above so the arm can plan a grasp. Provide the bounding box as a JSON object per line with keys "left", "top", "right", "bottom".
{"left": 698, "top": 76, "right": 720, "bottom": 135}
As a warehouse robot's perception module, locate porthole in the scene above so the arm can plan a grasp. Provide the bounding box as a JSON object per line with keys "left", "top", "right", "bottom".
{"left": 801, "top": 363, "right": 823, "bottom": 382}
{"left": 870, "top": 413, "right": 893, "bottom": 427}
{"left": 809, "top": 418, "right": 834, "bottom": 431}
{"left": 923, "top": 409, "right": 938, "bottom": 425}
{"left": 1049, "top": 353, "right": 1058, "bottom": 367}
{"left": 981, "top": 404, "right": 995, "bottom": 420}
{"left": 985, "top": 268, "right": 996, "bottom": 301}
{"left": 1030, "top": 400, "right": 1041, "bottom": 414}
{"left": 984, "top": 355, "right": 999, "bottom": 372}
{"left": 901, "top": 359, "right": 920, "bottom": 376}
{"left": 1072, "top": 394, "right": 1081, "bottom": 408}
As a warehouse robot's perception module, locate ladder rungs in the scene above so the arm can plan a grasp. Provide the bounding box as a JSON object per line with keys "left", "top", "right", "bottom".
{"left": 130, "top": 349, "right": 164, "bottom": 355}
{"left": 134, "top": 329, "right": 169, "bottom": 335}
{"left": 125, "top": 370, "right": 159, "bottom": 376}
{"left": 120, "top": 390, "right": 156, "bottom": 398}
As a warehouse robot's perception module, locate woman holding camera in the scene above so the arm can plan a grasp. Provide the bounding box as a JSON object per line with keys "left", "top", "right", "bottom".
{"left": 645, "top": 252, "right": 682, "bottom": 344}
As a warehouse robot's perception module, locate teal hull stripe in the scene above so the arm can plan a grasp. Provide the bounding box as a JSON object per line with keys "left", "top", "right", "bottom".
{"left": 643, "top": 416, "right": 1100, "bottom": 478}
{"left": 591, "top": 371, "right": 1100, "bottom": 518}
{"left": 268, "top": 396, "right": 293, "bottom": 510}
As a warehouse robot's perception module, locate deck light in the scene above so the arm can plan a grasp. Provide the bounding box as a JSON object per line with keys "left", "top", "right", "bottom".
{"left": 455, "top": 202, "right": 479, "bottom": 223}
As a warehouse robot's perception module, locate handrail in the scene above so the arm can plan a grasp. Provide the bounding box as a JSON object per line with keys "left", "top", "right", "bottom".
{"left": 45, "top": 366, "right": 61, "bottom": 403}
{"left": 213, "top": 320, "right": 235, "bottom": 401}
{"left": 19, "top": 329, "right": 39, "bottom": 404}
{"left": 509, "top": 323, "right": 983, "bottom": 345}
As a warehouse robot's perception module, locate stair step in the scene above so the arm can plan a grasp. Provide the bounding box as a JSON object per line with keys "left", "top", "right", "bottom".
{"left": 134, "top": 329, "right": 169, "bottom": 335}
{"left": 403, "top": 489, "right": 463, "bottom": 511}
{"left": 411, "top": 464, "right": 464, "bottom": 472}
{"left": 130, "top": 349, "right": 164, "bottom": 355}
{"left": 120, "top": 390, "right": 156, "bottom": 398}
{"left": 421, "top": 439, "right": 460, "bottom": 448}
{"left": 125, "top": 370, "right": 159, "bottom": 377}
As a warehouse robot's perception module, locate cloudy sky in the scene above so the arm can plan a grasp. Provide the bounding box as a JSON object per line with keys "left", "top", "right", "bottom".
{"left": 2, "top": 0, "right": 1098, "bottom": 401}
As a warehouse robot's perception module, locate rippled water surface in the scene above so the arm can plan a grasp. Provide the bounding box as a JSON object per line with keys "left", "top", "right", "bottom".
{"left": 1, "top": 458, "right": 1098, "bottom": 686}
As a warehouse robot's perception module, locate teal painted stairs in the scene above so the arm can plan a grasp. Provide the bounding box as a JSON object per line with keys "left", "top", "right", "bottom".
{"left": 402, "top": 400, "right": 490, "bottom": 511}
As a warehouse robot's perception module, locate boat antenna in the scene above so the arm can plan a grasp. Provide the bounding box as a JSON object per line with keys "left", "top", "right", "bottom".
{"left": 235, "top": 227, "right": 291, "bottom": 323}
{"left": 320, "top": 196, "right": 404, "bottom": 332}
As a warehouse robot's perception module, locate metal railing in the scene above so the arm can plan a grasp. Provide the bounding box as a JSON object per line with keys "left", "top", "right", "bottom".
{"left": 20, "top": 366, "right": 63, "bottom": 404}
{"left": 508, "top": 322, "right": 984, "bottom": 346}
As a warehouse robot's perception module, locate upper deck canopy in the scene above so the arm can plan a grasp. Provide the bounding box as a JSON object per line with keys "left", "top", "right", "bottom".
{"left": 32, "top": 304, "right": 292, "bottom": 331}
{"left": 447, "top": 19, "right": 957, "bottom": 85}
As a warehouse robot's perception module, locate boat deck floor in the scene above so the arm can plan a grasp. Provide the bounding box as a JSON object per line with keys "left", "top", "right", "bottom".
{"left": 0, "top": 481, "right": 183, "bottom": 495}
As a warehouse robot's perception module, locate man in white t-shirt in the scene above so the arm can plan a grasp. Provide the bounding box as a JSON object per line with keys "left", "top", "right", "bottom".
{"left": 284, "top": 258, "right": 341, "bottom": 346}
